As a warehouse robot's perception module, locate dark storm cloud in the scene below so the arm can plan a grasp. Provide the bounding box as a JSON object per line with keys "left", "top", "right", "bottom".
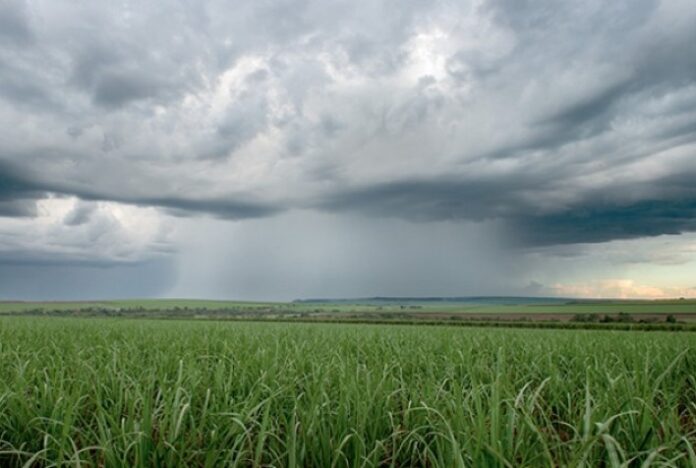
{"left": 0, "top": 0, "right": 33, "bottom": 45}
{"left": 139, "top": 196, "right": 282, "bottom": 220}
{"left": 529, "top": 36, "right": 696, "bottom": 141}
{"left": 72, "top": 190, "right": 280, "bottom": 222}
{"left": 68, "top": 39, "right": 197, "bottom": 109}
{"left": 318, "top": 178, "right": 537, "bottom": 221}
{"left": 0, "top": 0, "right": 696, "bottom": 272}
{"left": 311, "top": 0, "right": 696, "bottom": 246}
{"left": 534, "top": 80, "right": 628, "bottom": 137}
{"left": 515, "top": 198, "right": 696, "bottom": 247}
{"left": 513, "top": 168, "right": 696, "bottom": 246}
{"left": 91, "top": 72, "right": 165, "bottom": 108}
{"left": 0, "top": 164, "right": 42, "bottom": 216}
{"left": 318, "top": 155, "right": 696, "bottom": 246}
{"left": 69, "top": 190, "right": 282, "bottom": 222}
{"left": 0, "top": 163, "right": 38, "bottom": 194}
{"left": 0, "top": 199, "right": 37, "bottom": 217}
{"left": 0, "top": 160, "right": 278, "bottom": 221}
{"left": 317, "top": 166, "right": 696, "bottom": 248}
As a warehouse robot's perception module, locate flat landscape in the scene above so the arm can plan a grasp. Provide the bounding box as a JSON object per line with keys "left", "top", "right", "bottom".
{"left": 0, "top": 317, "right": 694, "bottom": 467}
{"left": 4, "top": 1, "right": 696, "bottom": 466}
{"left": 2, "top": 297, "right": 696, "bottom": 328}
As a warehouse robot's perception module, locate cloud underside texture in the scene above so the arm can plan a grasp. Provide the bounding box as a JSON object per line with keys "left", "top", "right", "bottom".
{"left": 1, "top": 0, "right": 696, "bottom": 252}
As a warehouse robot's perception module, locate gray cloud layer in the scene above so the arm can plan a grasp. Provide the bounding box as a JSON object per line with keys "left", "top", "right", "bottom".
{"left": 1, "top": 0, "right": 696, "bottom": 271}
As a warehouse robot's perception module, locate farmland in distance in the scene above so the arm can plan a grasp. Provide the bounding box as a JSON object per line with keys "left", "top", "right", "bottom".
{"left": 2, "top": 297, "right": 696, "bottom": 329}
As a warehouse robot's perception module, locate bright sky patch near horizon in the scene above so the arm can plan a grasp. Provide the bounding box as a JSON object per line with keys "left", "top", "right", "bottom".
{"left": 1, "top": 0, "right": 696, "bottom": 300}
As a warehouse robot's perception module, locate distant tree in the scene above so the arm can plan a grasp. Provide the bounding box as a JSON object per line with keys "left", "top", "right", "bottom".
{"left": 616, "top": 312, "right": 633, "bottom": 323}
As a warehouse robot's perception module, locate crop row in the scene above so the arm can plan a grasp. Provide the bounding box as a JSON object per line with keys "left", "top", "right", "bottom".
{"left": 0, "top": 318, "right": 694, "bottom": 467}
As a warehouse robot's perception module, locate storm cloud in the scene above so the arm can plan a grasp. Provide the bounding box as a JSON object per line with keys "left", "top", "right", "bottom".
{"left": 1, "top": 0, "right": 696, "bottom": 298}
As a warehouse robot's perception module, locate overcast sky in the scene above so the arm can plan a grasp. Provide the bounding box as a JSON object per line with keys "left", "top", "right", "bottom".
{"left": 1, "top": 0, "right": 696, "bottom": 300}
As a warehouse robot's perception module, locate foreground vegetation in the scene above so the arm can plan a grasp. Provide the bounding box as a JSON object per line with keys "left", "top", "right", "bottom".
{"left": 0, "top": 318, "right": 694, "bottom": 466}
